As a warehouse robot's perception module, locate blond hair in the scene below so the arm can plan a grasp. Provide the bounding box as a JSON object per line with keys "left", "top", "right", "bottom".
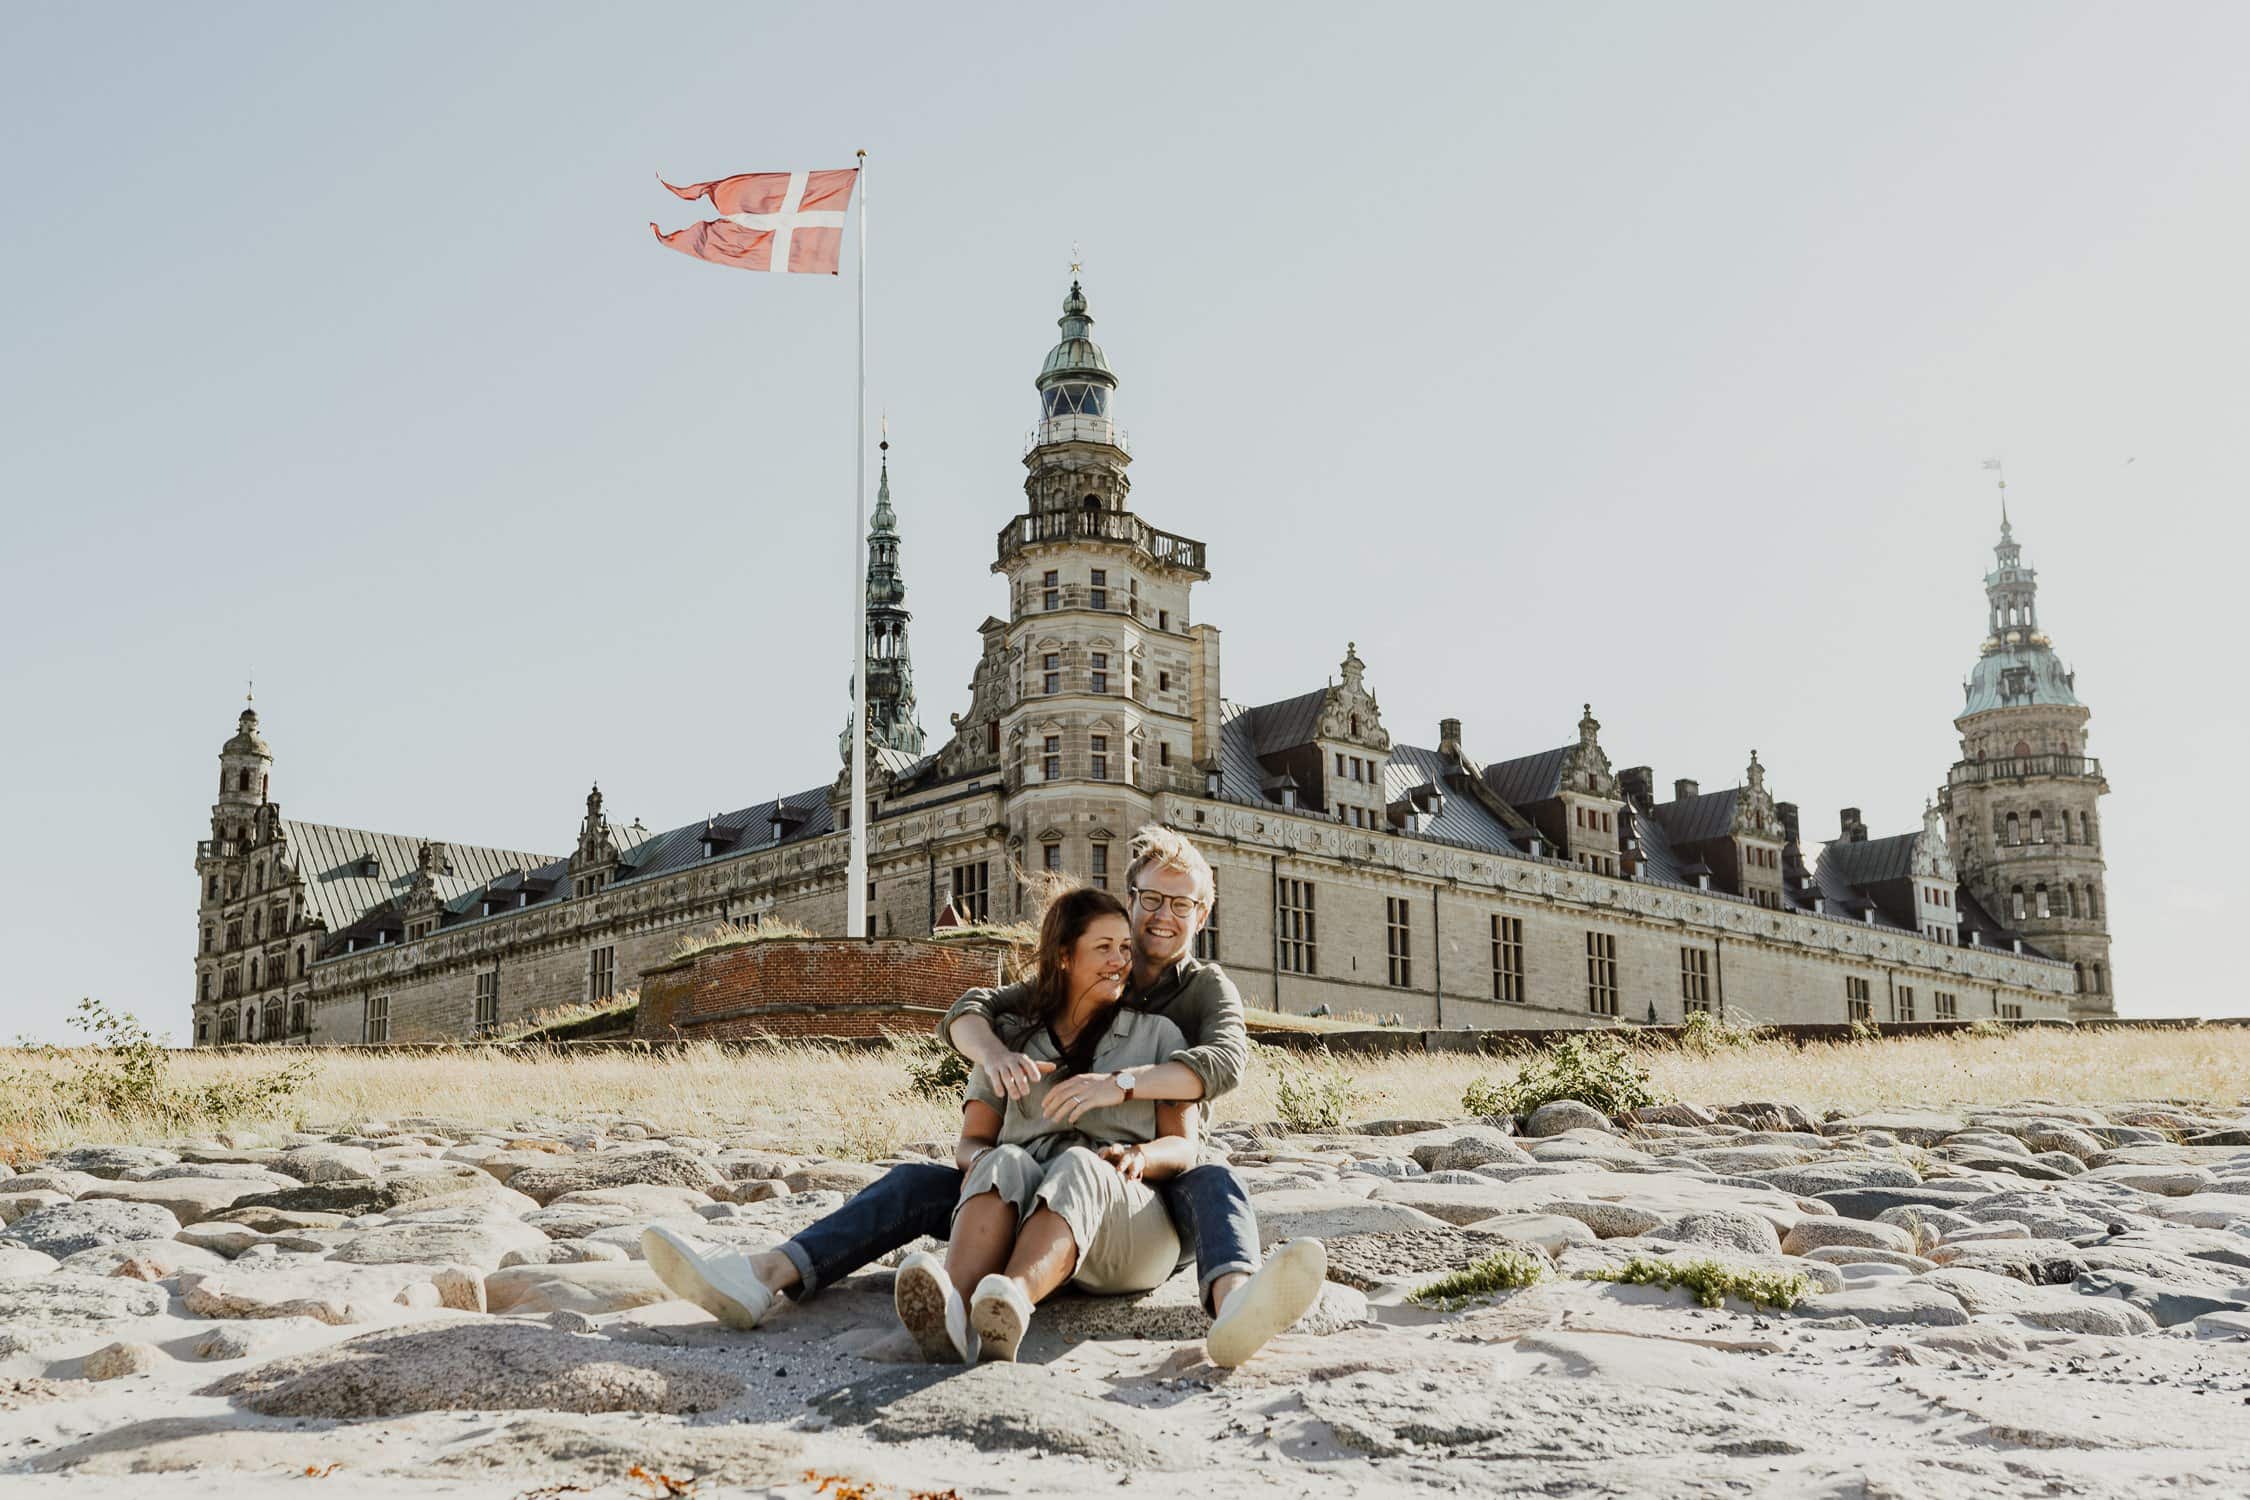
{"left": 1123, "top": 824, "right": 1215, "bottom": 905}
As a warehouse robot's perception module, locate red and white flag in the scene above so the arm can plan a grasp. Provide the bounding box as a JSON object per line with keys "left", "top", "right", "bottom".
{"left": 652, "top": 168, "right": 858, "bottom": 274}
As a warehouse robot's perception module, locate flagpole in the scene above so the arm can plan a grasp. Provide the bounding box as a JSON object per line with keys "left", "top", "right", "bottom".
{"left": 847, "top": 148, "right": 870, "bottom": 942}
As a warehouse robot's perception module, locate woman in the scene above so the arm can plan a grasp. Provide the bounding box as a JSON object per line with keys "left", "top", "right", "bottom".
{"left": 893, "top": 886, "right": 1199, "bottom": 1363}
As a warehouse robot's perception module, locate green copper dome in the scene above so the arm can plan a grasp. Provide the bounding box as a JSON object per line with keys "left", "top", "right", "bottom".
{"left": 1036, "top": 281, "right": 1115, "bottom": 390}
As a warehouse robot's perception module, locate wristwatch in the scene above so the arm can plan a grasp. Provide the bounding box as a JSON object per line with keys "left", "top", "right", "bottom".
{"left": 1114, "top": 1070, "right": 1139, "bottom": 1100}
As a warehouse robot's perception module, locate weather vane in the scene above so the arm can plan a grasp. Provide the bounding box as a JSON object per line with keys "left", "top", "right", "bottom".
{"left": 1069, "top": 240, "right": 1083, "bottom": 276}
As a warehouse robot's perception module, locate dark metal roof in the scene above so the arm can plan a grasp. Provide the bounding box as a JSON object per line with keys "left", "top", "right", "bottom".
{"left": 1818, "top": 833, "right": 1919, "bottom": 886}
{"left": 1238, "top": 689, "right": 1328, "bottom": 755}
{"left": 1482, "top": 745, "right": 1569, "bottom": 807}
{"left": 1649, "top": 787, "right": 1740, "bottom": 846}
{"left": 280, "top": 820, "right": 556, "bottom": 936}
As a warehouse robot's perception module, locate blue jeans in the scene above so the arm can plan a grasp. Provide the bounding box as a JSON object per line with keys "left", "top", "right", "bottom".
{"left": 778, "top": 1160, "right": 1262, "bottom": 1313}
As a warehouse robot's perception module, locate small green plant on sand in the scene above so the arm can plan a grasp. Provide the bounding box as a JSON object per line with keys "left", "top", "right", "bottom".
{"left": 3, "top": 999, "right": 320, "bottom": 1141}
{"left": 1470, "top": 1032, "right": 1662, "bottom": 1120}
{"left": 1410, "top": 1247, "right": 1551, "bottom": 1310}
{"left": 1581, "top": 1255, "right": 1808, "bottom": 1311}
{"left": 1266, "top": 1045, "right": 1363, "bottom": 1133}
{"left": 901, "top": 1039, "right": 974, "bottom": 1101}
{"left": 1460, "top": 1075, "right": 1511, "bottom": 1119}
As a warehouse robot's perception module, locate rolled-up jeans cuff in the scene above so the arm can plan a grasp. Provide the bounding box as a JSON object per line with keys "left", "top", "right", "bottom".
{"left": 777, "top": 1237, "right": 822, "bottom": 1301}
{"left": 1199, "top": 1259, "right": 1260, "bottom": 1316}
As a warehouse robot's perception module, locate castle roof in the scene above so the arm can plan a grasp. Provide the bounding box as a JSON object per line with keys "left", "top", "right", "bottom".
{"left": 279, "top": 820, "right": 557, "bottom": 938}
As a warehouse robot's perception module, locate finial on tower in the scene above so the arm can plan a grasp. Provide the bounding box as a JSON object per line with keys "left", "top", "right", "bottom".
{"left": 1983, "top": 458, "right": 2011, "bottom": 538}
{"left": 1069, "top": 240, "right": 1083, "bottom": 276}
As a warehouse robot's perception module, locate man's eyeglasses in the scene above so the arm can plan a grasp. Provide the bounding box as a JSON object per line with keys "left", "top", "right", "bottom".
{"left": 1129, "top": 889, "right": 1206, "bottom": 920}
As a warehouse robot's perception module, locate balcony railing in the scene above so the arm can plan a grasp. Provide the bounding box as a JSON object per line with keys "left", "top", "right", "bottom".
{"left": 995, "top": 508, "right": 1208, "bottom": 574}
{"left": 1948, "top": 754, "right": 2104, "bottom": 788}
{"left": 1023, "top": 417, "right": 1131, "bottom": 456}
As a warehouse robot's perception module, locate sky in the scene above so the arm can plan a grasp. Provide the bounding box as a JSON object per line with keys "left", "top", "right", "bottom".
{"left": 2, "top": 3, "right": 2244, "bottom": 1044}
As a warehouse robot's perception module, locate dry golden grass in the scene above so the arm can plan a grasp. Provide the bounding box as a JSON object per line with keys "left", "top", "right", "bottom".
{"left": 2, "top": 1026, "right": 2243, "bottom": 1160}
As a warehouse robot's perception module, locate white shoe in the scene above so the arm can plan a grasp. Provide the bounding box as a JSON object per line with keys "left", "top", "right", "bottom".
{"left": 641, "top": 1225, "right": 777, "bottom": 1331}
{"left": 894, "top": 1251, "right": 978, "bottom": 1364}
{"left": 1207, "top": 1239, "right": 1326, "bottom": 1368}
{"left": 969, "top": 1273, "right": 1034, "bottom": 1363}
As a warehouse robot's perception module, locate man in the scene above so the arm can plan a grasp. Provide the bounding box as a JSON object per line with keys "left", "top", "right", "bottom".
{"left": 644, "top": 825, "right": 1326, "bottom": 1367}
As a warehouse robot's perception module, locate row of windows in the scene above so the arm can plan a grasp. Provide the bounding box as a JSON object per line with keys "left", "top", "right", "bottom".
{"left": 1031, "top": 730, "right": 1164, "bottom": 784}
{"left": 1035, "top": 567, "right": 1171, "bottom": 631}
{"left": 1999, "top": 809, "right": 2097, "bottom": 848}
{"left": 1574, "top": 806, "right": 1615, "bottom": 834}
{"left": 1335, "top": 753, "right": 1377, "bottom": 783}
{"left": 1037, "top": 648, "right": 1166, "bottom": 699}
{"left": 194, "top": 996, "right": 305, "bottom": 1045}
{"left": 2009, "top": 881, "right": 2101, "bottom": 922}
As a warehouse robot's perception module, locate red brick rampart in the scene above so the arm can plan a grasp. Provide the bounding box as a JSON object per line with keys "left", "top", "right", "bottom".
{"left": 635, "top": 937, "right": 1007, "bottom": 1042}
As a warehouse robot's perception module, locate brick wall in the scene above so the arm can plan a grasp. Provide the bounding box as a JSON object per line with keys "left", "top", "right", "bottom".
{"left": 636, "top": 937, "right": 1007, "bottom": 1042}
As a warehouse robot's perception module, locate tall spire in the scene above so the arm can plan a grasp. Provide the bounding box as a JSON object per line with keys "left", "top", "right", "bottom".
{"left": 1963, "top": 498, "right": 2078, "bottom": 713}
{"left": 842, "top": 430, "right": 924, "bottom": 761}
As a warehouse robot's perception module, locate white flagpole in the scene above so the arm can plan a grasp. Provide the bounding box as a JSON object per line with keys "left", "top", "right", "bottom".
{"left": 847, "top": 148, "right": 870, "bottom": 941}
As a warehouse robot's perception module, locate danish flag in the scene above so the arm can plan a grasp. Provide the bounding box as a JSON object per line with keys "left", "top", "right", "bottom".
{"left": 652, "top": 168, "right": 858, "bottom": 274}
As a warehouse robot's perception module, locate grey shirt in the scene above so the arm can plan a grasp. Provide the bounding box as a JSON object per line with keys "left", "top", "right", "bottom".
{"left": 942, "top": 955, "right": 1249, "bottom": 1101}
{"left": 962, "top": 1007, "right": 1192, "bottom": 1164}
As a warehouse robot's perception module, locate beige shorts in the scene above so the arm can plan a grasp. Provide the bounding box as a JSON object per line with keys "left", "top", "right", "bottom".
{"left": 956, "top": 1143, "right": 1182, "bottom": 1294}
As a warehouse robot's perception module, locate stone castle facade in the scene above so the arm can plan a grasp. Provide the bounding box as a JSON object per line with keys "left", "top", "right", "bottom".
{"left": 189, "top": 284, "right": 2107, "bottom": 1046}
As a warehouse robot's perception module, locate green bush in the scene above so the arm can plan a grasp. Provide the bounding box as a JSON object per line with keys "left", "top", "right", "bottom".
{"left": 1581, "top": 1255, "right": 1808, "bottom": 1311}
{"left": 1471, "top": 1032, "right": 1662, "bottom": 1120}
{"left": 1847, "top": 1018, "right": 1881, "bottom": 1043}
{"left": 901, "top": 1039, "right": 974, "bottom": 1101}
{"left": 5, "top": 998, "right": 320, "bottom": 1134}
{"left": 1460, "top": 1075, "right": 1511, "bottom": 1119}
{"left": 1676, "top": 1009, "right": 1770, "bottom": 1054}
{"left": 1409, "top": 1247, "right": 1550, "bottom": 1309}
{"left": 1269, "top": 1048, "right": 1362, "bottom": 1133}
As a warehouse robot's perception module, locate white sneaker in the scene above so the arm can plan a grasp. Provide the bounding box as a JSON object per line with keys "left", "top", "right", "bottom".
{"left": 893, "top": 1251, "right": 978, "bottom": 1364}
{"left": 1207, "top": 1239, "right": 1326, "bottom": 1368}
{"left": 641, "top": 1225, "right": 777, "bottom": 1331}
{"left": 969, "top": 1273, "right": 1034, "bottom": 1363}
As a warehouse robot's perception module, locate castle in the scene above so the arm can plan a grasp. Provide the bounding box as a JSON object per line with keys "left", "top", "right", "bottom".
{"left": 189, "top": 283, "right": 2109, "bottom": 1046}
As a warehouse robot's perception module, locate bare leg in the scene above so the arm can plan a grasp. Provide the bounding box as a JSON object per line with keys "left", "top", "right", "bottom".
{"left": 1000, "top": 1207, "right": 1081, "bottom": 1305}
{"left": 945, "top": 1190, "right": 1019, "bottom": 1302}
{"left": 1207, "top": 1270, "right": 1249, "bottom": 1316}
{"left": 744, "top": 1249, "right": 800, "bottom": 1295}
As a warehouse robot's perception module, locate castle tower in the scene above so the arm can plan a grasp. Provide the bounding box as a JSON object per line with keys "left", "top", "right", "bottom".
{"left": 1938, "top": 506, "right": 2114, "bottom": 1015}
{"left": 195, "top": 698, "right": 304, "bottom": 1045}
{"left": 989, "top": 280, "right": 1211, "bottom": 894}
{"left": 840, "top": 437, "right": 926, "bottom": 761}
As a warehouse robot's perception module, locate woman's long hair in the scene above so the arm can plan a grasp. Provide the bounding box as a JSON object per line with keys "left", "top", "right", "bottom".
{"left": 1005, "top": 884, "right": 1131, "bottom": 1078}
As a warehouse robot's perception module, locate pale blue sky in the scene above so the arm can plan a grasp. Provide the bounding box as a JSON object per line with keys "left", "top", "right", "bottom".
{"left": 3, "top": 3, "right": 2243, "bottom": 1043}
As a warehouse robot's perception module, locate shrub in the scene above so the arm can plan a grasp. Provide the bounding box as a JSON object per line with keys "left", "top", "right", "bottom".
{"left": 1460, "top": 1075, "right": 1511, "bottom": 1119}
{"left": 1475, "top": 1032, "right": 1662, "bottom": 1119}
{"left": 1676, "top": 1010, "right": 1771, "bottom": 1054}
{"left": 1409, "top": 1247, "right": 1550, "bottom": 1309}
{"left": 1269, "top": 1048, "right": 1363, "bottom": 1133}
{"left": 901, "top": 1039, "right": 974, "bottom": 1101}
{"left": 1964, "top": 1018, "right": 2009, "bottom": 1039}
{"left": 1581, "top": 1255, "right": 1808, "bottom": 1310}
{"left": 1847, "top": 1018, "right": 1881, "bottom": 1043}
{"left": 3, "top": 998, "right": 320, "bottom": 1141}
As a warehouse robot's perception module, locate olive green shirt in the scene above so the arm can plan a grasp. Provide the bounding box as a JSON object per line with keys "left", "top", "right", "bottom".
{"left": 941, "top": 954, "right": 1248, "bottom": 1101}
{"left": 961, "top": 1007, "right": 1191, "bottom": 1163}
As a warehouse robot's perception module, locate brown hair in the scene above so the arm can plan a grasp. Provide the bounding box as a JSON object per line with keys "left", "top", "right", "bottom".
{"left": 1007, "top": 885, "right": 1132, "bottom": 1077}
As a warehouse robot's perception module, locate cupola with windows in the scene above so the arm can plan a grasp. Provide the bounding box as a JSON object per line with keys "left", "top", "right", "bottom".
{"left": 1033, "top": 280, "right": 1122, "bottom": 456}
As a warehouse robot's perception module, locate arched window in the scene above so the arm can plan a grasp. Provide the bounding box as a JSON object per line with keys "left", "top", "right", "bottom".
{"left": 289, "top": 998, "right": 307, "bottom": 1034}
{"left": 2066, "top": 884, "right": 2080, "bottom": 918}
{"left": 2005, "top": 813, "right": 2020, "bottom": 845}
{"left": 296, "top": 947, "right": 307, "bottom": 977}
{"left": 249, "top": 956, "right": 260, "bottom": 989}
{"left": 253, "top": 909, "right": 263, "bottom": 940}
{"left": 219, "top": 1009, "right": 238, "bottom": 1043}
{"left": 262, "top": 999, "right": 283, "bottom": 1040}
{"left": 2091, "top": 963, "right": 2105, "bottom": 993}
{"left": 236, "top": 768, "right": 250, "bottom": 792}
{"left": 196, "top": 1017, "right": 210, "bottom": 1044}
{"left": 2034, "top": 883, "right": 2049, "bottom": 919}
{"left": 2029, "top": 810, "right": 2044, "bottom": 843}
{"left": 2010, "top": 885, "right": 2025, "bottom": 922}
{"left": 199, "top": 972, "right": 212, "bottom": 1001}
{"left": 2074, "top": 961, "right": 2086, "bottom": 992}
{"left": 2013, "top": 739, "right": 2032, "bottom": 758}
{"left": 2086, "top": 886, "right": 2100, "bottom": 922}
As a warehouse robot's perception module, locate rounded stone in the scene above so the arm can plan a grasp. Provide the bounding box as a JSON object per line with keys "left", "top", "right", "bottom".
{"left": 1647, "top": 1210, "right": 1783, "bottom": 1257}
{"left": 1524, "top": 1101, "right": 1615, "bottom": 1138}
{"left": 1781, "top": 1218, "right": 1916, "bottom": 1256}
{"left": 1, "top": 1200, "right": 183, "bottom": 1258}
{"left": 83, "top": 1340, "right": 164, "bottom": 1380}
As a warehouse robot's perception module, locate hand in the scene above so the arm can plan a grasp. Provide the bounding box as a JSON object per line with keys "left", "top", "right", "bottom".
{"left": 1096, "top": 1143, "right": 1148, "bottom": 1182}
{"left": 1042, "top": 1072, "right": 1126, "bottom": 1124}
{"left": 982, "top": 1051, "right": 1056, "bottom": 1102}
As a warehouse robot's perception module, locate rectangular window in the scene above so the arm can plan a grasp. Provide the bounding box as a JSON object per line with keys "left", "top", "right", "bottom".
{"left": 1131, "top": 658, "right": 1142, "bottom": 699}
{"left": 1934, "top": 990, "right": 1958, "bottom": 1020}
{"left": 1846, "top": 976, "right": 1872, "bottom": 1021}
{"left": 1159, "top": 741, "right": 1171, "bottom": 767}
{"left": 1492, "top": 914, "right": 1525, "bottom": 1002}
{"left": 1090, "top": 652, "right": 1108, "bottom": 694}
{"left": 1194, "top": 898, "right": 1221, "bottom": 961}
{"left": 1090, "top": 734, "right": 1109, "bottom": 781}
{"left": 951, "top": 860, "right": 990, "bottom": 923}
{"left": 1158, "top": 670, "right": 1170, "bottom": 693}
{"left": 1894, "top": 985, "right": 1916, "bottom": 1023}
{"left": 1585, "top": 932, "right": 1619, "bottom": 1016}
{"left": 1089, "top": 569, "right": 1107, "bottom": 610}
{"left": 1090, "top": 843, "right": 1109, "bottom": 889}
{"left": 1679, "top": 947, "right": 1711, "bottom": 1013}
{"left": 1042, "top": 569, "right": 1059, "bottom": 611}
{"left": 1386, "top": 897, "right": 1412, "bottom": 988}
{"left": 1043, "top": 653, "right": 1060, "bottom": 695}
{"left": 363, "top": 994, "right": 390, "bottom": 1044}
{"left": 1999, "top": 1001, "right": 2023, "bottom": 1020}
{"left": 1157, "top": 609, "right": 1169, "bottom": 632}
{"left": 1335, "top": 752, "right": 1345, "bottom": 776}
{"left": 1042, "top": 842, "right": 1062, "bottom": 872}
{"left": 1043, "top": 735, "right": 1061, "bottom": 781}
{"left": 1276, "top": 878, "right": 1317, "bottom": 974}
{"left": 589, "top": 946, "right": 616, "bottom": 1002}
{"left": 474, "top": 969, "right": 499, "bottom": 1035}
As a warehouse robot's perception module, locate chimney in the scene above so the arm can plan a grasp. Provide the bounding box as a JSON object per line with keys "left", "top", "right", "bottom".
{"left": 1620, "top": 766, "right": 1654, "bottom": 809}
{"left": 1189, "top": 623, "right": 1224, "bottom": 775}
{"left": 1776, "top": 801, "right": 1801, "bottom": 846}
{"left": 1674, "top": 778, "right": 1700, "bottom": 802}
{"left": 1840, "top": 807, "right": 1867, "bottom": 842}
